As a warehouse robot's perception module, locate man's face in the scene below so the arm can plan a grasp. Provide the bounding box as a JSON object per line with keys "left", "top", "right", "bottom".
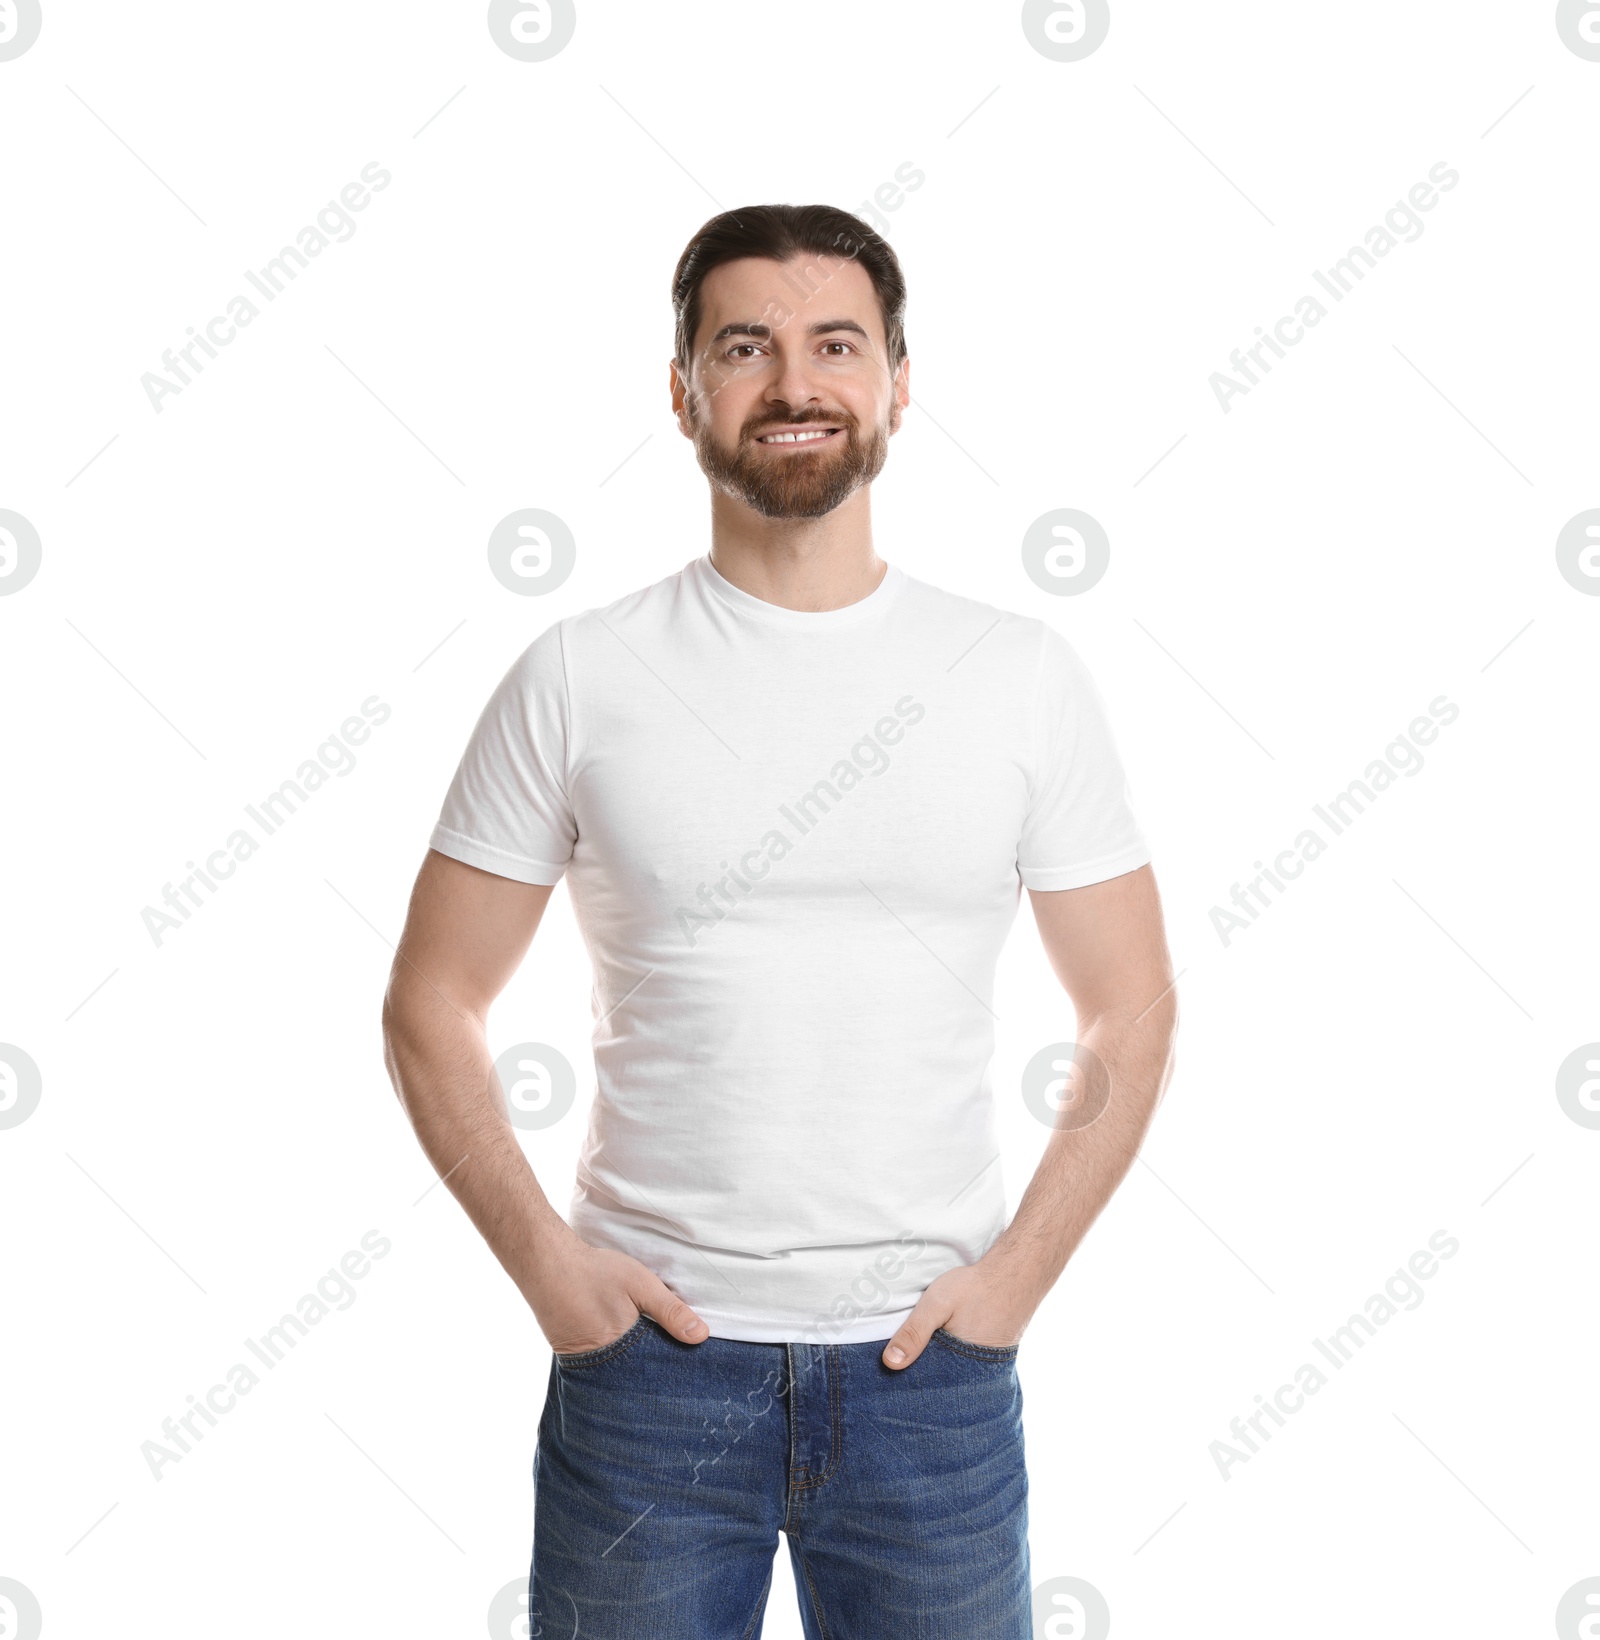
{"left": 673, "top": 253, "right": 909, "bottom": 520}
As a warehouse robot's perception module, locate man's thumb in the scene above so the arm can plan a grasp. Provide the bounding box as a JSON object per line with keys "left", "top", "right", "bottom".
{"left": 634, "top": 1278, "right": 710, "bottom": 1344}
{"left": 882, "top": 1298, "right": 946, "bottom": 1370}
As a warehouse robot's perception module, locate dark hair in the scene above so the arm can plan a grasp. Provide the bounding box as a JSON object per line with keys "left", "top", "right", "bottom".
{"left": 670, "top": 204, "right": 908, "bottom": 378}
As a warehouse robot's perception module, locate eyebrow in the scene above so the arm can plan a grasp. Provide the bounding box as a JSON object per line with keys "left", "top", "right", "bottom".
{"left": 706, "top": 317, "right": 873, "bottom": 346}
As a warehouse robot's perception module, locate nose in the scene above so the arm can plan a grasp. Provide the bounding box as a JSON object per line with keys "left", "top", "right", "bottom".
{"left": 764, "top": 346, "right": 826, "bottom": 416}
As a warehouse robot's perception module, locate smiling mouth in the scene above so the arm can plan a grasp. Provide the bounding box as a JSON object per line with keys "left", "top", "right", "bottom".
{"left": 754, "top": 427, "right": 844, "bottom": 447}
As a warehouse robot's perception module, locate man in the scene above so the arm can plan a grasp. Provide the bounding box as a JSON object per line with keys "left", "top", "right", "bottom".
{"left": 382, "top": 203, "right": 1177, "bottom": 1639}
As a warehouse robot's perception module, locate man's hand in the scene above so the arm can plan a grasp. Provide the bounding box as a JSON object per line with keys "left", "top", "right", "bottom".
{"left": 880, "top": 1248, "right": 1042, "bottom": 1369}
{"left": 531, "top": 1227, "right": 711, "bottom": 1356}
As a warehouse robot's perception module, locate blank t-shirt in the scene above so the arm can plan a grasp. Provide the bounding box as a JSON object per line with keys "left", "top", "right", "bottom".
{"left": 429, "top": 554, "right": 1151, "bottom": 1343}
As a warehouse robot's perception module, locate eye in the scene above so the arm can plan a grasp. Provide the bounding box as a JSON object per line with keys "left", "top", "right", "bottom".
{"left": 821, "top": 341, "right": 855, "bottom": 356}
{"left": 727, "top": 343, "right": 764, "bottom": 360}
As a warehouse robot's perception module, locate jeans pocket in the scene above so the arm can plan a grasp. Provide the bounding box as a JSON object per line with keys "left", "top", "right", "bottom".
{"left": 932, "top": 1326, "right": 1020, "bottom": 1363}
{"left": 552, "top": 1313, "right": 651, "bottom": 1369}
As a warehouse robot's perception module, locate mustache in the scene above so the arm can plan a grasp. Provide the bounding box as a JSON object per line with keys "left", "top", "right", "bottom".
{"left": 743, "top": 412, "right": 855, "bottom": 438}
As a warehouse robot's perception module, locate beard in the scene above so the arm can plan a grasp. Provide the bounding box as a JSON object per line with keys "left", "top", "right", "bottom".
{"left": 689, "top": 403, "right": 892, "bottom": 519}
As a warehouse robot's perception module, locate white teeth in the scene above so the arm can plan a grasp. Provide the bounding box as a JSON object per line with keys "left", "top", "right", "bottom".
{"left": 760, "top": 429, "right": 835, "bottom": 443}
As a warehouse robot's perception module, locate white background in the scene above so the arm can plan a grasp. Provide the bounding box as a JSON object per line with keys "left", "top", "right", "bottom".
{"left": 2, "top": 2, "right": 1597, "bottom": 1636}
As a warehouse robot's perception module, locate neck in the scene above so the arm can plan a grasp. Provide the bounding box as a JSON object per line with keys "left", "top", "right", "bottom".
{"left": 707, "top": 488, "right": 885, "bottom": 612}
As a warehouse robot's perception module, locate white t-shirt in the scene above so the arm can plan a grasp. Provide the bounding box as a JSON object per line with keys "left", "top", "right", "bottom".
{"left": 429, "top": 554, "right": 1151, "bottom": 1343}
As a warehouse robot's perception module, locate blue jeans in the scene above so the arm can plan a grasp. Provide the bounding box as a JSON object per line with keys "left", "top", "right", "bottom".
{"left": 529, "top": 1315, "right": 1030, "bottom": 1638}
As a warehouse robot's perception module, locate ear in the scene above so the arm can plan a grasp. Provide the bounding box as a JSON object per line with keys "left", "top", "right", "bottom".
{"left": 889, "top": 355, "right": 911, "bottom": 434}
{"left": 669, "top": 359, "right": 694, "bottom": 439}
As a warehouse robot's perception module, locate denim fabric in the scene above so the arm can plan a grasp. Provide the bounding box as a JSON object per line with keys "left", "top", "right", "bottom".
{"left": 528, "top": 1315, "right": 1030, "bottom": 1639}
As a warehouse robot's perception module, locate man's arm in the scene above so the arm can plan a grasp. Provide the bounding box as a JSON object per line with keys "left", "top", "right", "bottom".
{"left": 381, "top": 849, "right": 710, "bottom": 1353}
{"left": 882, "top": 863, "right": 1177, "bottom": 1367}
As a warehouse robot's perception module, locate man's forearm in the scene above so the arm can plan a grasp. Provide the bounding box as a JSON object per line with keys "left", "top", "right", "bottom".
{"left": 987, "top": 997, "right": 1177, "bottom": 1306}
{"left": 381, "top": 968, "right": 572, "bottom": 1306}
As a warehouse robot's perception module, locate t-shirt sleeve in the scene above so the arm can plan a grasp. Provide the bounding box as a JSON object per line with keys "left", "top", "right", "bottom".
{"left": 1016, "top": 622, "right": 1152, "bottom": 892}
{"left": 428, "top": 622, "right": 577, "bottom": 885}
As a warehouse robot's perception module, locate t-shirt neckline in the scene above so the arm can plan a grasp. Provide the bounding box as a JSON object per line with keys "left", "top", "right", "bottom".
{"left": 691, "top": 552, "right": 905, "bottom": 631}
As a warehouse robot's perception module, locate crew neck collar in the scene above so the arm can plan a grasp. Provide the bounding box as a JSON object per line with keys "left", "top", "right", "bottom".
{"left": 691, "top": 553, "right": 905, "bottom": 630}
